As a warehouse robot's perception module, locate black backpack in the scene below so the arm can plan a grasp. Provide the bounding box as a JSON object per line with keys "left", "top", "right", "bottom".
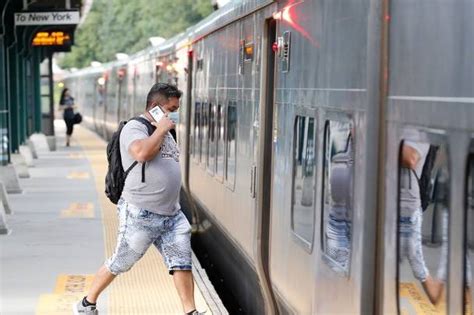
{"left": 105, "top": 117, "right": 156, "bottom": 204}
{"left": 417, "top": 145, "right": 439, "bottom": 211}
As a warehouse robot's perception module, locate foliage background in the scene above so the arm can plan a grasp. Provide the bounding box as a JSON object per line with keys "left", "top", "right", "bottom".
{"left": 59, "top": 0, "right": 213, "bottom": 68}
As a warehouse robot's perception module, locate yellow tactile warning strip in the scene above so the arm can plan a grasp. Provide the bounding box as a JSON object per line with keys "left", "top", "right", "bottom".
{"left": 36, "top": 274, "right": 93, "bottom": 315}
{"left": 399, "top": 282, "right": 449, "bottom": 315}
{"left": 54, "top": 274, "right": 95, "bottom": 294}
{"left": 60, "top": 202, "right": 95, "bottom": 218}
{"left": 68, "top": 153, "right": 85, "bottom": 159}
{"left": 67, "top": 171, "right": 90, "bottom": 179}
{"left": 75, "top": 126, "right": 210, "bottom": 315}
{"left": 36, "top": 293, "right": 83, "bottom": 315}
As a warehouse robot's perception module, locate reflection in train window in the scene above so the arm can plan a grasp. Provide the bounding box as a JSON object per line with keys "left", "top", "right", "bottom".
{"left": 208, "top": 103, "right": 216, "bottom": 174}
{"left": 321, "top": 120, "right": 353, "bottom": 274}
{"left": 216, "top": 104, "right": 225, "bottom": 178}
{"left": 291, "top": 116, "right": 316, "bottom": 245}
{"left": 465, "top": 144, "right": 474, "bottom": 315}
{"left": 201, "top": 102, "right": 209, "bottom": 165}
{"left": 398, "top": 138, "right": 449, "bottom": 314}
{"left": 225, "top": 102, "right": 237, "bottom": 185}
{"left": 193, "top": 102, "right": 201, "bottom": 160}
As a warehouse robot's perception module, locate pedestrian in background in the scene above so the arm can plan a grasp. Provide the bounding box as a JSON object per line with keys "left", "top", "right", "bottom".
{"left": 59, "top": 87, "right": 76, "bottom": 147}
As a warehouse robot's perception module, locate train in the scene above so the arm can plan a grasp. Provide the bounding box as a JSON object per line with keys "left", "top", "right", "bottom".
{"left": 61, "top": 0, "right": 474, "bottom": 314}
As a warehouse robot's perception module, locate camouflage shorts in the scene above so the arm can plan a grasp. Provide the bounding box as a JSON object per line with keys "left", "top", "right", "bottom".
{"left": 105, "top": 198, "right": 192, "bottom": 275}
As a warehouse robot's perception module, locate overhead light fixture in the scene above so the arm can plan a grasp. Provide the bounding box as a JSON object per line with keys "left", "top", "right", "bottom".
{"left": 91, "top": 61, "right": 102, "bottom": 67}
{"left": 148, "top": 36, "right": 166, "bottom": 47}
{"left": 116, "top": 53, "right": 129, "bottom": 61}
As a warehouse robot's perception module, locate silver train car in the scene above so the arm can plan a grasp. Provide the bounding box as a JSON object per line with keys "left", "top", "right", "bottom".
{"left": 62, "top": 0, "right": 474, "bottom": 313}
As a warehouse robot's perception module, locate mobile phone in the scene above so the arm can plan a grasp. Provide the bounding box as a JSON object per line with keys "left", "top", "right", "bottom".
{"left": 149, "top": 105, "right": 164, "bottom": 122}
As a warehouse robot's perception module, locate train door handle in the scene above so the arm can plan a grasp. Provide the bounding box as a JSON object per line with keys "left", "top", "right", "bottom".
{"left": 250, "top": 165, "right": 257, "bottom": 199}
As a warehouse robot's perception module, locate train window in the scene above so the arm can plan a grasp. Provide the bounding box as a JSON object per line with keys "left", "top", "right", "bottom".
{"left": 291, "top": 115, "right": 316, "bottom": 246}
{"left": 193, "top": 102, "right": 201, "bottom": 161}
{"left": 397, "top": 137, "right": 449, "bottom": 314}
{"left": 321, "top": 120, "right": 354, "bottom": 275}
{"left": 225, "top": 101, "right": 237, "bottom": 186}
{"left": 208, "top": 103, "right": 216, "bottom": 174}
{"left": 465, "top": 142, "right": 474, "bottom": 314}
{"left": 201, "top": 102, "right": 209, "bottom": 165}
{"left": 216, "top": 104, "right": 225, "bottom": 179}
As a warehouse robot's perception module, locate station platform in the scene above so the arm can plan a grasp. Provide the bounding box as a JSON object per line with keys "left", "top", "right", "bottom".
{"left": 0, "top": 121, "right": 222, "bottom": 315}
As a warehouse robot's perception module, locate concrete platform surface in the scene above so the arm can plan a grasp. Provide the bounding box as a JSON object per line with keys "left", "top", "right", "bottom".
{"left": 0, "top": 122, "right": 215, "bottom": 315}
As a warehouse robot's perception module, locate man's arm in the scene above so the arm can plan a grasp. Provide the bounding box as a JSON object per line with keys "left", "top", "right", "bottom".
{"left": 401, "top": 143, "right": 421, "bottom": 170}
{"left": 128, "top": 114, "right": 175, "bottom": 162}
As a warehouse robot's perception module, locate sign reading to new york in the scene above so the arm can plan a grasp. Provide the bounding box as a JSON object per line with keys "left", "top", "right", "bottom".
{"left": 15, "top": 11, "right": 80, "bottom": 26}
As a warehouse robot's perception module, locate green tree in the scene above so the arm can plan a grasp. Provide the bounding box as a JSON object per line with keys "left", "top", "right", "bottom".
{"left": 59, "top": 0, "right": 213, "bottom": 69}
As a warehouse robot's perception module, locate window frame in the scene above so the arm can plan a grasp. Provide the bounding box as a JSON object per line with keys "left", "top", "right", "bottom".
{"left": 200, "top": 101, "right": 210, "bottom": 170}
{"left": 320, "top": 113, "right": 355, "bottom": 276}
{"left": 207, "top": 101, "right": 217, "bottom": 176}
{"left": 192, "top": 99, "right": 202, "bottom": 164}
{"left": 395, "top": 128, "right": 450, "bottom": 312}
{"left": 464, "top": 140, "right": 474, "bottom": 313}
{"left": 215, "top": 101, "right": 225, "bottom": 183}
{"left": 290, "top": 106, "right": 318, "bottom": 253}
{"left": 224, "top": 100, "right": 238, "bottom": 191}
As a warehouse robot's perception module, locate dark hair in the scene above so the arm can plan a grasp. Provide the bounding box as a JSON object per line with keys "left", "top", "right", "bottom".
{"left": 59, "top": 88, "right": 69, "bottom": 105}
{"left": 145, "top": 83, "right": 182, "bottom": 110}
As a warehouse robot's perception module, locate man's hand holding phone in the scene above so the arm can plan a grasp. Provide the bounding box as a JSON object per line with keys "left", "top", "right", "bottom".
{"left": 149, "top": 105, "right": 175, "bottom": 135}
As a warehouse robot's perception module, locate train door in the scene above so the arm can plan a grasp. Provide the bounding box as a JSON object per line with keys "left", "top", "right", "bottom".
{"left": 92, "top": 79, "right": 99, "bottom": 132}
{"left": 95, "top": 74, "right": 106, "bottom": 136}
{"left": 255, "top": 18, "right": 278, "bottom": 315}
{"left": 130, "top": 66, "right": 137, "bottom": 118}
{"left": 116, "top": 68, "right": 125, "bottom": 123}
{"left": 101, "top": 75, "right": 108, "bottom": 139}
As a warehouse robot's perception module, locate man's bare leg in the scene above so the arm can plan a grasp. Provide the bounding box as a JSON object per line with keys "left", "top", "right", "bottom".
{"left": 86, "top": 265, "right": 117, "bottom": 303}
{"left": 173, "top": 270, "right": 195, "bottom": 313}
{"left": 422, "top": 275, "right": 444, "bottom": 305}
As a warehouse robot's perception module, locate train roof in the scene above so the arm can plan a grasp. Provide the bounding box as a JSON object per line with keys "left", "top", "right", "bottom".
{"left": 61, "top": 0, "right": 274, "bottom": 79}
{"left": 187, "top": 0, "right": 273, "bottom": 42}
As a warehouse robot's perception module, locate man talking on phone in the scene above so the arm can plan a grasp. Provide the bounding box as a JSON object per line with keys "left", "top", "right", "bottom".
{"left": 74, "top": 83, "right": 203, "bottom": 315}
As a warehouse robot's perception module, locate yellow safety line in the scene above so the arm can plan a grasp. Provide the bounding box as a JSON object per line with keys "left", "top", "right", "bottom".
{"left": 399, "top": 282, "right": 445, "bottom": 315}
{"left": 53, "top": 274, "right": 95, "bottom": 294}
{"left": 36, "top": 274, "right": 94, "bottom": 315}
{"left": 60, "top": 202, "right": 95, "bottom": 218}
{"left": 75, "top": 126, "right": 209, "bottom": 315}
{"left": 67, "top": 171, "right": 90, "bottom": 179}
{"left": 68, "top": 153, "right": 85, "bottom": 159}
{"left": 36, "top": 293, "right": 84, "bottom": 315}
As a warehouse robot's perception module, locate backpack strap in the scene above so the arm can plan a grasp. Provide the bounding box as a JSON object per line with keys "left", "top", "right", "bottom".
{"left": 128, "top": 117, "right": 156, "bottom": 183}
{"left": 131, "top": 116, "right": 156, "bottom": 136}
{"left": 125, "top": 161, "right": 138, "bottom": 175}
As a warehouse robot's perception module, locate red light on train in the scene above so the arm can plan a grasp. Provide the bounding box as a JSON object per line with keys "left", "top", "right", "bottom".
{"left": 273, "top": 11, "right": 282, "bottom": 20}
{"left": 117, "top": 68, "right": 126, "bottom": 79}
{"left": 282, "top": 7, "right": 292, "bottom": 23}
{"left": 272, "top": 42, "right": 279, "bottom": 53}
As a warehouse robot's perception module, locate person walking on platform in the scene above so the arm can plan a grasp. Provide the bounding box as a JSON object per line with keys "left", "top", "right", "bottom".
{"left": 73, "top": 83, "right": 203, "bottom": 315}
{"left": 59, "top": 88, "right": 76, "bottom": 147}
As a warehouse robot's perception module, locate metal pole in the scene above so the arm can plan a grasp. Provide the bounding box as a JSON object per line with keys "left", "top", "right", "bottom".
{"left": 48, "top": 52, "right": 54, "bottom": 136}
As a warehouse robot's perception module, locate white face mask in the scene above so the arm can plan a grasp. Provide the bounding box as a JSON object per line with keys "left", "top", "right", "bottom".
{"left": 168, "top": 111, "right": 179, "bottom": 124}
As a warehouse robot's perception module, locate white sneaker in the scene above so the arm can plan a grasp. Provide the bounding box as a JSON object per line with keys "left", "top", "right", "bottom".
{"left": 72, "top": 299, "right": 98, "bottom": 315}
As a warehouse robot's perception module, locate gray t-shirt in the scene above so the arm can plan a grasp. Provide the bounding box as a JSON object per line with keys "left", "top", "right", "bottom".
{"left": 119, "top": 119, "right": 181, "bottom": 215}
{"left": 400, "top": 140, "right": 430, "bottom": 214}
